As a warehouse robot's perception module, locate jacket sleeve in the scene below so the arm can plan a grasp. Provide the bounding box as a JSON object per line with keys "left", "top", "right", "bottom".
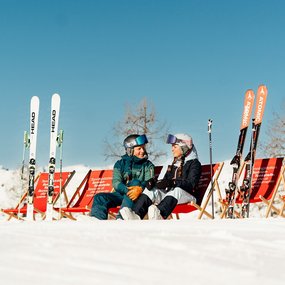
{"left": 174, "top": 159, "right": 202, "bottom": 195}
{"left": 112, "top": 160, "right": 128, "bottom": 195}
{"left": 140, "top": 162, "right": 155, "bottom": 189}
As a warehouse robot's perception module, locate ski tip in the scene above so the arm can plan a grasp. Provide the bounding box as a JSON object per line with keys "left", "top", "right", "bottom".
{"left": 31, "top": 96, "right": 40, "bottom": 108}
{"left": 31, "top": 96, "right": 40, "bottom": 102}
{"left": 52, "top": 93, "right": 61, "bottom": 104}
{"left": 257, "top": 84, "right": 268, "bottom": 96}
{"left": 52, "top": 93, "right": 60, "bottom": 98}
{"left": 245, "top": 89, "right": 255, "bottom": 100}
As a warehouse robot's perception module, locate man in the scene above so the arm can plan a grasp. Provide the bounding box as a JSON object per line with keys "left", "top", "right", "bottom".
{"left": 90, "top": 134, "right": 154, "bottom": 220}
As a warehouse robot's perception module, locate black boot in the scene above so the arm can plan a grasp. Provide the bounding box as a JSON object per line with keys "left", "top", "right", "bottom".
{"left": 157, "top": 196, "right": 178, "bottom": 219}
{"left": 133, "top": 194, "right": 153, "bottom": 219}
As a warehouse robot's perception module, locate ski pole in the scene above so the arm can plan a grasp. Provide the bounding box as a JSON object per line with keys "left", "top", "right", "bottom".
{"left": 19, "top": 131, "right": 29, "bottom": 218}
{"left": 208, "top": 119, "right": 214, "bottom": 219}
{"left": 21, "top": 131, "right": 29, "bottom": 180}
{"left": 247, "top": 120, "right": 256, "bottom": 218}
{"left": 57, "top": 130, "right": 64, "bottom": 220}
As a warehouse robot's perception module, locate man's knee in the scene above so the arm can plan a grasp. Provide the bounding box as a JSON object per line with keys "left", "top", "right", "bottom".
{"left": 93, "top": 193, "right": 109, "bottom": 205}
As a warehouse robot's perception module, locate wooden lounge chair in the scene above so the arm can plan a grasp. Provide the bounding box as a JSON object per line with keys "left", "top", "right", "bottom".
{"left": 60, "top": 163, "right": 224, "bottom": 220}
{"left": 258, "top": 157, "right": 285, "bottom": 217}
{"left": 1, "top": 171, "right": 75, "bottom": 220}
{"left": 57, "top": 167, "right": 162, "bottom": 220}
{"left": 55, "top": 169, "right": 113, "bottom": 220}
{"left": 90, "top": 164, "right": 224, "bottom": 220}
{"left": 220, "top": 157, "right": 284, "bottom": 218}
{"left": 171, "top": 162, "right": 224, "bottom": 219}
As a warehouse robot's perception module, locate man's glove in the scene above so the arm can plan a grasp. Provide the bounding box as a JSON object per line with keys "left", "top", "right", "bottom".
{"left": 146, "top": 177, "right": 157, "bottom": 190}
{"left": 127, "top": 186, "right": 143, "bottom": 201}
{"left": 156, "top": 179, "right": 174, "bottom": 190}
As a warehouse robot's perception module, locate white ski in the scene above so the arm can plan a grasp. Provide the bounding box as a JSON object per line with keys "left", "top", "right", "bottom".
{"left": 26, "top": 96, "right": 40, "bottom": 221}
{"left": 46, "top": 93, "right": 61, "bottom": 221}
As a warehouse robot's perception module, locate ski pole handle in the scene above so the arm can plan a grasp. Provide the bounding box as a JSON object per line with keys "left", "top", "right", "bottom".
{"left": 208, "top": 119, "right": 213, "bottom": 133}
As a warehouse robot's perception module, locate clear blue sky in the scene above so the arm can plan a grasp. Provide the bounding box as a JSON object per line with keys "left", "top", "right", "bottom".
{"left": 0, "top": 0, "right": 284, "bottom": 169}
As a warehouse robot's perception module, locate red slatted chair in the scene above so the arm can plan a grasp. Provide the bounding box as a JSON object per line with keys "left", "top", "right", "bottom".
{"left": 1, "top": 171, "right": 75, "bottom": 220}
{"left": 56, "top": 169, "right": 113, "bottom": 220}
{"left": 60, "top": 164, "right": 224, "bottom": 220}
{"left": 171, "top": 162, "right": 224, "bottom": 219}
{"left": 109, "top": 163, "right": 224, "bottom": 220}
{"left": 220, "top": 157, "right": 284, "bottom": 218}
{"left": 258, "top": 157, "right": 285, "bottom": 217}
{"left": 57, "top": 167, "right": 163, "bottom": 220}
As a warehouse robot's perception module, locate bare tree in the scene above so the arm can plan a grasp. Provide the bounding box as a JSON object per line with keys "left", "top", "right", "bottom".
{"left": 261, "top": 103, "right": 285, "bottom": 157}
{"left": 103, "top": 98, "right": 168, "bottom": 163}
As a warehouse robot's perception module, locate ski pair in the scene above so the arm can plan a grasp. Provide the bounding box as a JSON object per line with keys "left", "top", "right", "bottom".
{"left": 25, "top": 94, "right": 61, "bottom": 221}
{"left": 225, "top": 85, "right": 268, "bottom": 218}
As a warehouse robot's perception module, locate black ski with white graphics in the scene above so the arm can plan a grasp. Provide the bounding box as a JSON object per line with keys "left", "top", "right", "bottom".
{"left": 26, "top": 96, "right": 40, "bottom": 220}
{"left": 239, "top": 85, "right": 268, "bottom": 218}
{"left": 46, "top": 93, "right": 61, "bottom": 221}
{"left": 225, "top": 90, "right": 255, "bottom": 218}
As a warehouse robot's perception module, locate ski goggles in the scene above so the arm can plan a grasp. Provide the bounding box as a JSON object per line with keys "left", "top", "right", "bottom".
{"left": 125, "top": 134, "right": 148, "bottom": 148}
{"left": 166, "top": 134, "right": 190, "bottom": 145}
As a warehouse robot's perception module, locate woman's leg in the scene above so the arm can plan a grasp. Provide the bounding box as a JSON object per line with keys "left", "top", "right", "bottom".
{"left": 157, "top": 188, "right": 196, "bottom": 219}
{"left": 132, "top": 189, "right": 157, "bottom": 219}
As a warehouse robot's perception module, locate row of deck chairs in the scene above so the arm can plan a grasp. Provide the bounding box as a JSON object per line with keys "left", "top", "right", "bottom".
{"left": 1, "top": 157, "right": 284, "bottom": 220}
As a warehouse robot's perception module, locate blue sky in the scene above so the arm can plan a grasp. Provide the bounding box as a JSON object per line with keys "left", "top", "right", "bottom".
{"left": 0, "top": 0, "right": 284, "bottom": 169}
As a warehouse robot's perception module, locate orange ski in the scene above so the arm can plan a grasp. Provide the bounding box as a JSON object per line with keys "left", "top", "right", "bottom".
{"left": 240, "top": 84, "right": 268, "bottom": 218}
{"left": 240, "top": 89, "right": 255, "bottom": 130}
{"left": 254, "top": 85, "right": 268, "bottom": 125}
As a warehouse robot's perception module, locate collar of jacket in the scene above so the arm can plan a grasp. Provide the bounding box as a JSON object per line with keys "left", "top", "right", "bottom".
{"left": 121, "top": 154, "right": 148, "bottom": 164}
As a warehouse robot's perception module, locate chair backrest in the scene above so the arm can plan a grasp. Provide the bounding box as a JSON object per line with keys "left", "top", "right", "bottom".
{"left": 195, "top": 163, "right": 221, "bottom": 205}
{"left": 70, "top": 169, "right": 113, "bottom": 209}
{"left": 236, "top": 157, "right": 284, "bottom": 203}
{"left": 33, "top": 171, "right": 75, "bottom": 211}
{"left": 68, "top": 166, "right": 163, "bottom": 209}
{"left": 171, "top": 162, "right": 223, "bottom": 216}
{"left": 67, "top": 164, "right": 221, "bottom": 211}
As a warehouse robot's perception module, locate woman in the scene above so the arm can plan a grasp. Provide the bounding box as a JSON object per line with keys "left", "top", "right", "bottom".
{"left": 90, "top": 134, "right": 154, "bottom": 220}
{"left": 120, "top": 133, "right": 201, "bottom": 220}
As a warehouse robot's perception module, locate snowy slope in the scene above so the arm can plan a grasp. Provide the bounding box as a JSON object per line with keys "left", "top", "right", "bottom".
{"left": 0, "top": 162, "right": 285, "bottom": 285}
{"left": 0, "top": 218, "right": 284, "bottom": 285}
{"left": 0, "top": 166, "right": 23, "bottom": 209}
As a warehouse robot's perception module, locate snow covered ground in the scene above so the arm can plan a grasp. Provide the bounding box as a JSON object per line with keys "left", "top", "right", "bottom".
{"left": 0, "top": 218, "right": 284, "bottom": 285}
{"left": 0, "top": 162, "right": 284, "bottom": 285}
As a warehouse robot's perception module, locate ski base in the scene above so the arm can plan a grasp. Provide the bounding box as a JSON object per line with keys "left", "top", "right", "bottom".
{"left": 26, "top": 203, "right": 34, "bottom": 221}
{"left": 45, "top": 203, "right": 53, "bottom": 221}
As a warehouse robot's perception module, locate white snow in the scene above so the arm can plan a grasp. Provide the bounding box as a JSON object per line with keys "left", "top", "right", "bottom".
{"left": 0, "top": 219, "right": 284, "bottom": 285}
{"left": 0, "top": 163, "right": 285, "bottom": 285}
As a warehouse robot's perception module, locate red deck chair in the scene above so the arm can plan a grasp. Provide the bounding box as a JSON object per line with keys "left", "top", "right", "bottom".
{"left": 1, "top": 171, "right": 75, "bottom": 220}
{"left": 220, "top": 157, "right": 284, "bottom": 218}
{"left": 257, "top": 157, "right": 284, "bottom": 217}
{"left": 171, "top": 162, "right": 224, "bottom": 219}
{"left": 56, "top": 169, "right": 113, "bottom": 220}
{"left": 109, "top": 164, "right": 224, "bottom": 220}
{"left": 276, "top": 163, "right": 285, "bottom": 217}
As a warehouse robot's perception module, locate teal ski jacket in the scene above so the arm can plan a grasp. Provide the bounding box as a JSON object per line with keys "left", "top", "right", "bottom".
{"left": 112, "top": 154, "right": 155, "bottom": 195}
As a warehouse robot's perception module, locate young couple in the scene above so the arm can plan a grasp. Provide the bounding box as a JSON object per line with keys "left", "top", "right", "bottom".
{"left": 90, "top": 133, "right": 201, "bottom": 220}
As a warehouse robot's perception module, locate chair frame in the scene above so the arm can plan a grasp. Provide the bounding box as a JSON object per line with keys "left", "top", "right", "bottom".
{"left": 1, "top": 171, "right": 75, "bottom": 220}
{"left": 220, "top": 157, "right": 284, "bottom": 218}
